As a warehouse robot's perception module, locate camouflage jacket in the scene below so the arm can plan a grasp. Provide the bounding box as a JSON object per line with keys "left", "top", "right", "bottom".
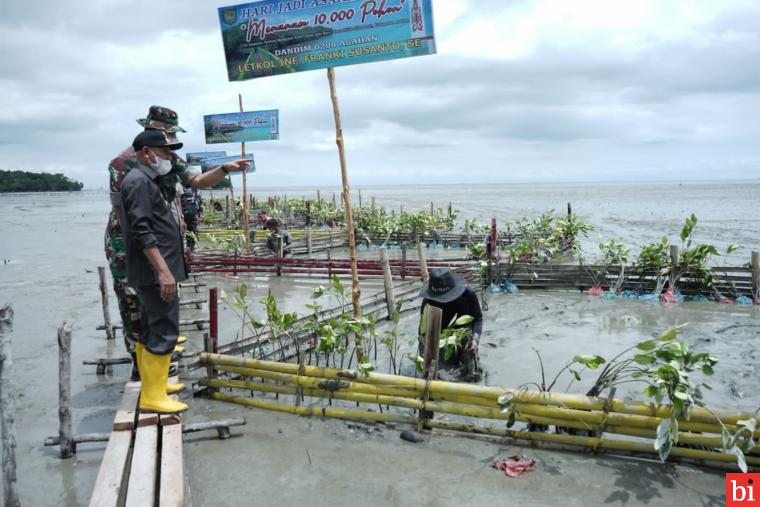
{"left": 106, "top": 146, "right": 196, "bottom": 238}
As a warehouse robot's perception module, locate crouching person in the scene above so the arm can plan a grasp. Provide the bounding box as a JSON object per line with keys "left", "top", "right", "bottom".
{"left": 120, "top": 130, "right": 189, "bottom": 414}
{"left": 419, "top": 269, "right": 484, "bottom": 382}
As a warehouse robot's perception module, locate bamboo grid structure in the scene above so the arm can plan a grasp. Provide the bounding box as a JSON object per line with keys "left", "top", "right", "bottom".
{"left": 198, "top": 353, "right": 759, "bottom": 470}
{"left": 495, "top": 262, "right": 758, "bottom": 298}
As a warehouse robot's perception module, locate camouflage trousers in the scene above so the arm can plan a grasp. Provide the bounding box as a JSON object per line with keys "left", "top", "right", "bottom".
{"left": 104, "top": 224, "right": 142, "bottom": 354}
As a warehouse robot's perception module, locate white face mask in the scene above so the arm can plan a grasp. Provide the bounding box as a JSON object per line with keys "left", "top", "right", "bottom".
{"left": 150, "top": 154, "right": 173, "bottom": 176}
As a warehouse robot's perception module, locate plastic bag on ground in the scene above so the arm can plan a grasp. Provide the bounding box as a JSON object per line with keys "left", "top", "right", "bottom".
{"left": 602, "top": 290, "right": 617, "bottom": 300}
{"left": 503, "top": 280, "right": 519, "bottom": 294}
{"left": 638, "top": 293, "right": 660, "bottom": 303}
{"left": 618, "top": 290, "right": 638, "bottom": 300}
{"left": 719, "top": 297, "right": 735, "bottom": 304}
{"left": 661, "top": 287, "right": 684, "bottom": 303}
{"left": 688, "top": 294, "right": 711, "bottom": 302}
{"left": 735, "top": 295, "right": 753, "bottom": 305}
{"left": 488, "top": 284, "right": 502, "bottom": 293}
{"left": 491, "top": 456, "right": 537, "bottom": 478}
{"left": 587, "top": 285, "right": 604, "bottom": 296}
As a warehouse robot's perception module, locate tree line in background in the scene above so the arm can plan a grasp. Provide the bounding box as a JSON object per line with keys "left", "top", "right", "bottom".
{"left": 0, "top": 169, "right": 83, "bottom": 192}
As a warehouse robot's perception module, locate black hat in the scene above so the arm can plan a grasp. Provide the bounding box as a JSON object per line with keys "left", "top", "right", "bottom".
{"left": 132, "top": 130, "right": 183, "bottom": 151}
{"left": 419, "top": 268, "right": 466, "bottom": 303}
{"left": 266, "top": 218, "right": 280, "bottom": 228}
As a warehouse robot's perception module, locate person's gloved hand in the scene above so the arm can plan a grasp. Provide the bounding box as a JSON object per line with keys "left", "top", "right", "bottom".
{"left": 467, "top": 334, "right": 480, "bottom": 354}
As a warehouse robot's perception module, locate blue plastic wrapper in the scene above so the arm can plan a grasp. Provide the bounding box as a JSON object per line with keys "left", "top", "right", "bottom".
{"left": 687, "top": 294, "right": 711, "bottom": 302}
{"left": 602, "top": 291, "right": 617, "bottom": 300}
{"left": 736, "top": 295, "right": 753, "bottom": 305}
{"left": 618, "top": 290, "right": 639, "bottom": 300}
{"left": 502, "top": 280, "right": 519, "bottom": 294}
{"left": 638, "top": 293, "right": 660, "bottom": 303}
{"left": 488, "top": 284, "right": 503, "bottom": 293}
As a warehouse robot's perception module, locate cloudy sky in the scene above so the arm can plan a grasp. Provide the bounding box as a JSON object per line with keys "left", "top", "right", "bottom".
{"left": 1, "top": 0, "right": 759, "bottom": 189}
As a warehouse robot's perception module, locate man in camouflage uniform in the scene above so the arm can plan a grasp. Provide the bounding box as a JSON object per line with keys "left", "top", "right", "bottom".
{"left": 106, "top": 106, "right": 251, "bottom": 380}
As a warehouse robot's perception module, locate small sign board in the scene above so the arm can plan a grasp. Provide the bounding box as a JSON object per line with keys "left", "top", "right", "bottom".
{"left": 185, "top": 151, "right": 228, "bottom": 165}
{"left": 200, "top": 153, "right": 256, "bottom": 173}
{"left": 204, "top": 110, "right": 279, "bottom": 144}
{"left": 217, "top": 0, "right": 436, "bottom": 81}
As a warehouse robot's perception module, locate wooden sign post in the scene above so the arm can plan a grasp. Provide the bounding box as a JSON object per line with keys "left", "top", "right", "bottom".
{"left": 327, "top": 68, "right": 362, "bottom": 359}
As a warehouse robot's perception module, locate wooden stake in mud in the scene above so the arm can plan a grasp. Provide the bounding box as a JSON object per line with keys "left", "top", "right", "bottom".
{"left": 417, "top": 241, "right": 429, "bottom": 282}
{"left": 379, "top": 248, "right": 395, "bottom": 320}
{"left": 358, "top": 189, "right": 362, "bottom": 208}
{"left": 57, "top": 321, "right": 75, "bottom": 458}
{"left": 0, "top": 305, "right": 19, "bottom": 507}
{"left": 419, "top": 305, "right": 442, "bottom": 431}
{"left": 752, "top": 251, "right": 759, "bottom": 296}
{"left": 239, "top": 93, "right": 251, "bottom": 253}
{"left": 327, "top": 69, "right": 361, "bottom": 323}
{"left": 97, "top": 266, "right": 114, "bottom": 340}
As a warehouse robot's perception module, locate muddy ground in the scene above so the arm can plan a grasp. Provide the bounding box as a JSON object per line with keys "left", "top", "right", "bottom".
{"left": 1, "top": 190, "right": 758, "bottom": 506}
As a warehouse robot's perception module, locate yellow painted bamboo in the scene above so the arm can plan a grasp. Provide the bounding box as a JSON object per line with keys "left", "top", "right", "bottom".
{"left": 207, "top": 383, "right": 759, "bottom": 469}
{"left": 215, "top": 363, "right": 489, "bottom": 406}
{"left": 201, "top": 353, "right": 758, "bottom": 428}
{"left": 210, "top": 391, "right": 415, "bottom": 426}
{"left": 426, "top": 419, "right": 760, "bottom": 467}
{"left": 203, "top": 377, "right": 503, "bottom": 419}
{"left": 205, "top": 375, "right": 759, "bottom": 454}
{"left": 521, "top": 414, "right": 759, "bottom": 454}
{"left": 215, "top": 365, "right": 421, "bottom": 399}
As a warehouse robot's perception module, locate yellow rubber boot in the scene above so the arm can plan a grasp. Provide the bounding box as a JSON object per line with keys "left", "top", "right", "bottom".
{"left": 176, "top": 335, "right": 187, "bottom": 344}
{"left": 139, "top": 349, "right": 188, "bottom": 414}
{"left": 137, "top": 343, "right": 184, "bottom": 394}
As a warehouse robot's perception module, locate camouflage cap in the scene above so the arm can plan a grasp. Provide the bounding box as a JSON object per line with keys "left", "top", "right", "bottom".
{"left": 136, "top": 105, "right": 186, "bottom": 133}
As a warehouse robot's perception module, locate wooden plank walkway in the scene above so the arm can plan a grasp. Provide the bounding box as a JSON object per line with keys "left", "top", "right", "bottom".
{"left": 89, "top": 377, "right": 185, "bottom": 507}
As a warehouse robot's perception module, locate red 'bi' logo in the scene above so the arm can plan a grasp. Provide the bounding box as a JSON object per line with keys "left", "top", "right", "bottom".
{"left": 727, "top": 474, "right": 760, "bottom": 506}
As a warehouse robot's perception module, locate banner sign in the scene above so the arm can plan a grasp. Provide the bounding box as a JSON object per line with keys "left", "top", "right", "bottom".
{"left": 204, "top": 110, "right": 279, "bottom": 144}
{"left": 217, "top": 0, "right": 436, "bottom": 81}
{"left": 185, "top": 151, "right": 228, "bottom": 165}
{"left": 200, "top": 153, "right": 256, "bottom": 173}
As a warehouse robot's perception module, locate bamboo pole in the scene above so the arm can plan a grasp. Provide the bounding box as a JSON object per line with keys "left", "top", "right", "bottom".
{"left": 58, "top": 321, "right": 75, "bottom": 458}
{"left": 379, "top": 248, "right": 395, "bottom": 320}
{"left": 199, "top": 354, "right": 758, "bottom": 427}
{"left": 426, "top": 420, "right": 758, "bottom": 467}
{"left": 205, "top": 359, "right": 760, "bottom": 452}
{"left": 97, "top": 267, "right": 114, "bottom": 340}
{"left": 327, "top": 67, "right": 362, "bottom": 359}
{"left": 752, "top": 251, "right": 759, "bottom": 295}
{"left": 417, "top": 241, "right": 430, "bottom": 282}
{"left": 0, "top": 305, "right": 19, "bottom": 507}
{"left": 211, "top": 391, "right": 415, "bottom": 425}
{"left": 204, "top": 379, "right": 758, "bottom": 468}
{"left": 201, "top": 376, "right": 759, "bottom": 455}
{"left": 239, "top": 93, "right": 251, "bottom": 253}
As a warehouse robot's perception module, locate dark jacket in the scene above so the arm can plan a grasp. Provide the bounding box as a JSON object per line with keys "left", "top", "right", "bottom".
{"left": 421, "top": 287, "right": 483, "bottom": 365}
{"left": 120, "top": 164, "right": 188, "bottom": 288}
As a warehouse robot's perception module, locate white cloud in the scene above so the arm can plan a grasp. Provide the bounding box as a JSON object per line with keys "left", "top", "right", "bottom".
{"left": 0, "top": 0, "right": 758, "bottom": 188}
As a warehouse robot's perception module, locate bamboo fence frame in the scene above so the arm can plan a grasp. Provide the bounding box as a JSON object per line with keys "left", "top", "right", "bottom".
{"left": 199, "top": 353, "right": 759, "bottom": 470}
